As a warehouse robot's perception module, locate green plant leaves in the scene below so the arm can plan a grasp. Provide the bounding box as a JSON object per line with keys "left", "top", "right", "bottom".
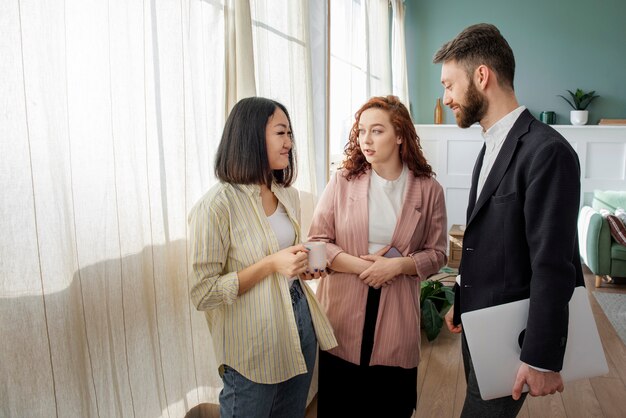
{"left": 420, "top": 279, "right": 455, "bottom": 341}
{"left": 557, "top": 88, "right": 599, "bottom": 110}
{"left": 558, "top": 94, "right": 576, "bottom": 110}
{"left": 422, "top": 298, "right": 443, "bottom": 342}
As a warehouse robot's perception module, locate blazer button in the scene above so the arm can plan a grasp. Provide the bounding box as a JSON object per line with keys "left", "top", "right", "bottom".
{"left": 465, "top": 247, "right": 474, "bottom": 251}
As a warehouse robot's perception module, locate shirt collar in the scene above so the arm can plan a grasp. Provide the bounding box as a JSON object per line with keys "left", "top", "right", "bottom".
{"left": 234, "top": 182, "right": 296, "bottom": 224}
{"left": 481, "top": 106, "right": 526, "bottom": 150}
{"left": 236, "top": 183, "right": 261, "bottom": 196}
{"left": 370, "top": 164, "right": 408, "bottom": 188}
{"left": 235, "top": 182, "right": 284, "bottom": 196}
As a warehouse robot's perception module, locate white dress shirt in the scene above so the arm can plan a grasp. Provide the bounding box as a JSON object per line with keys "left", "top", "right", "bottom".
{"left": 476, "top": 106, "right": 526, "bottom": 201}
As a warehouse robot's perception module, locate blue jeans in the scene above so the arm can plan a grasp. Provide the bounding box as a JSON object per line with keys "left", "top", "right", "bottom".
{"left": 219, "top": 281, "right": 317, "bottom": 418}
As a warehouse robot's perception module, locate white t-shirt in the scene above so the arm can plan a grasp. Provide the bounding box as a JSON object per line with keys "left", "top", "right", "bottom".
{"left": 367, "top": 164, "right": 408, "bottom": 255}
{"left": 267, "top": 202, "right": 297, "bottom": 284}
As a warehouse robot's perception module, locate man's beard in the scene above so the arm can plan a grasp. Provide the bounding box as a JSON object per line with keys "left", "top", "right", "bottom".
{"left": 456, "top": 79, "right": 488, "bottom": 128}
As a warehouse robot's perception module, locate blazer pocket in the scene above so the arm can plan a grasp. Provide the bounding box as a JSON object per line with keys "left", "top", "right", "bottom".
{"left": 493, "top": 192, "right": 517, "bottom": 205}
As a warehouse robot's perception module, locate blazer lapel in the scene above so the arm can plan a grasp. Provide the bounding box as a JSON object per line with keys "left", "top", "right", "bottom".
{"left": 348, "top": 171, "right": 372, "bottom": 256}
{"left": 467, "top": 145, "right": 485, "bottom": 223}
{"left": 391, "top": 172, "right": 422, "bottom": 254}
{"left": 348, "top": 169, "right": 421, "bottom": 256}
{"left": 468, "top": 110, "right": 533, "bottom": 225}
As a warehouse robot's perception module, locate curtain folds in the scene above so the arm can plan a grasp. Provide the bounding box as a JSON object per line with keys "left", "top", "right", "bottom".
{"left": 391, "top": 0, "right": 410, "bottom": 108}
{"left": 0, "top": 0, "right": 352, "bottom": 416}
{"left": 0, "top": 0, "right": 285, "bottom": 416}
{"left": 327, "top": 0, "right": 409, "bottom": 168}
{"left": 224, "top": 0, "right": 256, "bottom": 114}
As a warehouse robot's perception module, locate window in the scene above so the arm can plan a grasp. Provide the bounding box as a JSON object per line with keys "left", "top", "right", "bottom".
{"left": 250, "top": 0, "right": 317, "bottom": 194}
{"left": 328, "top": 0, "right": 391, "bottom": 164}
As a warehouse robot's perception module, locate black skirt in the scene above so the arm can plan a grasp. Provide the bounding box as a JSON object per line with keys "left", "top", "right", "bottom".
{"left": 317, "top": 287, "right": 418, "bottom": 418}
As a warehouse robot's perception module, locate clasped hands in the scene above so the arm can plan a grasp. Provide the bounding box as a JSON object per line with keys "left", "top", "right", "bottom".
{"left": 358, "top": 245, "right": 401, "bottom": 289}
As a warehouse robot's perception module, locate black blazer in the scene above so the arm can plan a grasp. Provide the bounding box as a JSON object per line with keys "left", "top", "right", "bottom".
{"left": 453, "top": 109, "right": 584, "bottom": 371}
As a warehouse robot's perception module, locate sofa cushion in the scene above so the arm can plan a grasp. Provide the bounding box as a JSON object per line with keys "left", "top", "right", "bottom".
{"left": 616, "top": 207, "right": 626, "bottom": 224}
{"left": 607, "top": 214, "right": 626, "bottom": 246}
{"left": 612, "top": 242, "right": 626, "bottom": 262}
{"left": 593, "top": 190, "right": 626, "bottom": 212}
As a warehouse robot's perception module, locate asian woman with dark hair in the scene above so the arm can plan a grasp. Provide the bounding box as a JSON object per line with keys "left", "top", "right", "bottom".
{"left": 189, "top": 97, "right": 336, "bottom": 418}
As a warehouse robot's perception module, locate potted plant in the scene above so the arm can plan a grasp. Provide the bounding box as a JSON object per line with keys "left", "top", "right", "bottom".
{"left": 558, "top": 89, "right": 599, "bottom": 125}
{"left": 420, "top": 277, "right": 455, "bottom": 341}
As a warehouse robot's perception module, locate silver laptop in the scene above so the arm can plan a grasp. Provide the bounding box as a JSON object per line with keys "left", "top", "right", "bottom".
{"left": 461, "top": 286, "right": 608, "bottom": 400}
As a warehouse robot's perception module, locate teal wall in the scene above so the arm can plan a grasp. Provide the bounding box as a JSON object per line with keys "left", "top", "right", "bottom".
{"left": 405, "top": 0, "right": 626, "bottom": 125}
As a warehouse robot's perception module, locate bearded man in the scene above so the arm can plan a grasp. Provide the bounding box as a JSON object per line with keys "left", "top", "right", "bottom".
{"left": 433, "top": 23, "right": 584, "bottom": 418}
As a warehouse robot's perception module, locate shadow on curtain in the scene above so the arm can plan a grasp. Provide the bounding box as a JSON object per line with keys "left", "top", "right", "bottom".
{"left": 1, "top": 242, "right": 222, "bottom": 417}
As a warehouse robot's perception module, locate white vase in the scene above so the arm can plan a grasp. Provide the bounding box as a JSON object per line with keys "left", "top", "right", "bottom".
{"left": 570, "top": 110, "right": 588, "bottom": 125}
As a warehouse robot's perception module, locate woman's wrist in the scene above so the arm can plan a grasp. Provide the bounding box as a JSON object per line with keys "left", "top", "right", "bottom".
{"left": 263, "top": 254, "right": 276, "bottom": 276}
{"left": 397, "top": 256, "right": 417, "bottom": 276}
{"left": 353, "top": 258, "right": 372, "bottom": 275}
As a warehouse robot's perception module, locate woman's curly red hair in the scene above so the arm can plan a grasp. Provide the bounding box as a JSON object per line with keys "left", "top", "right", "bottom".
{"left": 341, "top": 95, "right": 433, "bottom": 180}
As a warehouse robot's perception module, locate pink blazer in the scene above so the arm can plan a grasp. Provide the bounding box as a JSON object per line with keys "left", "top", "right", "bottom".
{"left": 308, "top": 169, "right": 447, "bottom": 368}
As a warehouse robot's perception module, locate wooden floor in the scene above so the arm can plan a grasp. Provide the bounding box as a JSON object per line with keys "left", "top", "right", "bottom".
{"left": 306, "top": 270, "right": 626, "bottom": 417}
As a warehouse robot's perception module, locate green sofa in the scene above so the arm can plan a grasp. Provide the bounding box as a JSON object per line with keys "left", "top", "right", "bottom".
{"left": 578, "top": 190, "right": 626, "bottom": 287}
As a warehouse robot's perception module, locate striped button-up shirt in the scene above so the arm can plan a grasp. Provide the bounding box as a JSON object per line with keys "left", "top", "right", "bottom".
{"left": 188, "top": 182, "right": 337, "bottom": 384}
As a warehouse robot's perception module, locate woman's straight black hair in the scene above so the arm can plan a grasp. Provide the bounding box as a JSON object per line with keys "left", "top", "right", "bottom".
{"left": 214, "top": 97, "right": 296, "bottom": 187}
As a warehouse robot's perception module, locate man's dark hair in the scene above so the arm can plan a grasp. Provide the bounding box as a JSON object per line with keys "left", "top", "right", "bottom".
{"left": 433, "top": 23, "right": 515, "bottom": 91}
{"left": 215, "top": 97, "right": 296, "bottom": 187}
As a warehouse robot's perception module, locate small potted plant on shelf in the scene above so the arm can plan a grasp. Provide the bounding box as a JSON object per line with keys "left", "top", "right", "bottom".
{"left": 558, "top": 88, "right": 599, "bottom": 126}
{"left": 420, "top": 276, "right": 455, "bottom": 341}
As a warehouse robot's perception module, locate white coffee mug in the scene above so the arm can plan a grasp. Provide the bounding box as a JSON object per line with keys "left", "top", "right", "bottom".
{"left": 304, "top": 241, "right": 327, "bottom": 271}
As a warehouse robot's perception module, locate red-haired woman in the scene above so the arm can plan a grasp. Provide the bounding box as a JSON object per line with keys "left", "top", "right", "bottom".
{"left": 308, "top": 95, "right": 448, "bottom": 417}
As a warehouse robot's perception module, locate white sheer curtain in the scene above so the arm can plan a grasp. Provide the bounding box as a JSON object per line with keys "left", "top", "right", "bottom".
{"left": 307, "top": 0, "right": 329, "bottom": 196}
{"left": 1, "top": 0, "right": 225, "bottom": 416}
{"left": 327, "top": 0, "right": 409, "bottom": 172}
{"left": 224, "top": 0, "right": 256, "bottom": 113}
{"left": 1, "top": 0, "right": 323, "bottom": 416}
{"left": 328, "top": 0, "right": 391, "bottom": 165}
{"left": 391, "top": 0, "right": 410, "bottom": 107}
